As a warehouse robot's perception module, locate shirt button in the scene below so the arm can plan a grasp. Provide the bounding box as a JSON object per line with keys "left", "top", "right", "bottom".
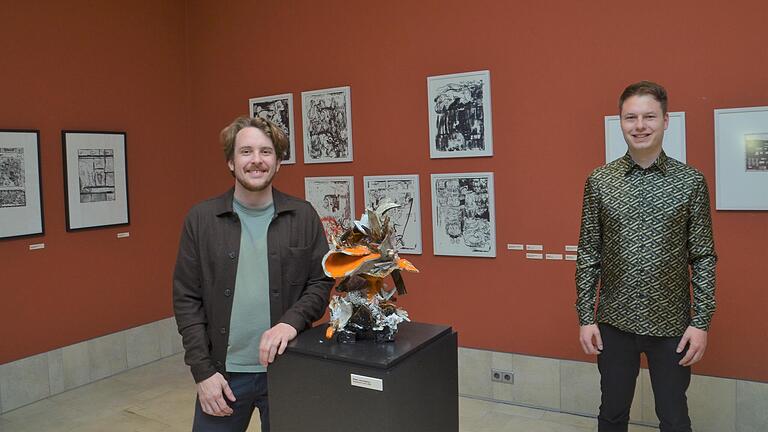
{"left": 638, "top": 292, "right": 648, "bottom": 299}
{"left": 220, "top": 327, "right": 227, "bottom": 334}
{"left": 228, "top": 252, "right": 236, "bottom": 259}
{"left": 224, "top": 289, "right": 232, "bottom": 297}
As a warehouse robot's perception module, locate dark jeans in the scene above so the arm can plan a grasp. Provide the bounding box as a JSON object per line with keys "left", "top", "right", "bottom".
{"left": 193, "top": 372, "right": 269, "bottom": 432}
{"left": 597, "top": 323, "right": 692, "bottom": 432}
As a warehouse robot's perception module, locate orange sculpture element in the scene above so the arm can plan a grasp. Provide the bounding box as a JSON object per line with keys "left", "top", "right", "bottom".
{"left": 322, "top": 251, "right": 382, "bottom": 278}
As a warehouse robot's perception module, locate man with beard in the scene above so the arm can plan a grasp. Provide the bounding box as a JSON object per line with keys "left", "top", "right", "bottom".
{"left": 173, "top": 116, "right": 333, "bottom": 431}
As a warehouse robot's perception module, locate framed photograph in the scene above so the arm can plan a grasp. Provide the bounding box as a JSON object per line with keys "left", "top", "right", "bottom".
{"left": 301, "top": 86, "right": 353, "bottom": 164}
{"left": 604, "top": 112, "right": 687, "bottom": 163}
{"left": 62, "top": 131, "right": 130, "bottom": 230}
{"left": 249, "top": 93, "right": 296, "bottom": 164}
{"left": 431, "top": 172, "right": 496, "bottom": 257}
{"left": 0, "top": 130, "right": 44, "bottom": 240}
{"left": 427, "top": 70, "right": 493, "bottom": 158}
{"left": 363, "top": 174, "right": 422, "bottom": 255}
{"left": 714, "top": 106, "right": 768, "bottom": 210}
{"left": 304, "top": 176, "right": 355, "bottom": 243}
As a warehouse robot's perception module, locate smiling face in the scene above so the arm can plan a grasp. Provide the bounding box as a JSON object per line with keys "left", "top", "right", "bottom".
{"left": 620, "top": 94, "right": 669, "bottom": 156}
{"left": 227, "top": 127, "right": 280, "bottom": 194}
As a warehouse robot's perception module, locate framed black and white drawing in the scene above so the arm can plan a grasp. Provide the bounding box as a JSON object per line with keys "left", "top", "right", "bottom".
{"left": 427, "top": 70, "right": 493, "bottom": 159}
{"left": 249, "top": 93, "right": 296, "bottom": 164}
{"left": 301, "top": 86, "right": 353, "bottom": 164}
{"left": 363, "top": 174, "right": 422, "bottom": 255}
{"left": 62, "top": 131, "right": 130, "bottom": 230}
{"left": 604, "top": 112, "right": 687, "bottom": 163}
{"left": 304, "top": 176, "right": 355, "bottom": 243}
{"left": 430, "top": 172, "right": 496, "bottom": 257}
{"left": 0, "top": 130, "right": 44, "bottom": 240}
{"left": 714, "top": 106, "right": 768, "bottom": 210}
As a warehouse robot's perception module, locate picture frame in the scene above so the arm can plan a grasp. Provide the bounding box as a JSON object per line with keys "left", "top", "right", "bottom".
{"left": 301, "top": 86, "right": 353, "bottom": 164}
{"left": 431, "top": 172, "right": 496, "bottom": 257}
{"left": 714, "top": 106, "right": 768, "bottom": 210}
{"left": 249, "top": 93, "right": 296, "bottom": 164}
{"left": 363, "top": 174, "right": 422, "bottom": 255}
{"left": 0, "top": 129, "right": 44, "bottom": 240}
{"left": 604, "top": 112, "right": 687, "bottom": 163}
{"left": 427, "top": 70, "right": 493, "bottom": 159}
{"left": 304, "top": 176, "right": 355, "bottom": 243}
{"left": 62, "top": 131, "right": 130, "bottom": 230}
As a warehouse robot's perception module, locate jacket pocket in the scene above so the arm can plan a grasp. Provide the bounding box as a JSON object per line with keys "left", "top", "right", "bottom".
{"left": 284, "top": 245, "right": 311, "bottom": 286}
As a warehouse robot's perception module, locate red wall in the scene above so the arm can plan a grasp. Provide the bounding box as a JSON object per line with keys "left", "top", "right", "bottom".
{"left": 0, "top": 1, "right": 192, "bottom": 363}
{"left": 185, "top": 0, "right": 767, "bottom": 382}
{"left": 2, "top": 0, "right": 766, "bottom": 384}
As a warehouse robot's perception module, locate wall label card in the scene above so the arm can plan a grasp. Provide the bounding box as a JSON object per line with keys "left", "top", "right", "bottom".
{"left": 506, "top": 244, "right": 524, "bottom": 250}
{"left": 350, "top": 374, "right": 383, "bottom": 391}
{"left": 526, "top": 253, "right": 543, "bottom": 260}
{"left": 545, "top": 254, "right": 563, "bottom": 260}
{"left": 564, "top": 245, "right": 578, "bottom": 252}
{"left": 565, "top": 254, "right": 577, "bottom": 261}
{"left": 526, "top": 244, "right": 543, "bottom": 251}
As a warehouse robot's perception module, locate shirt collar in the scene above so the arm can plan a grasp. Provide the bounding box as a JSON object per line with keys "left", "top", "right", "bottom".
{"left": 622, "top": 150, "right": 669, "bottom": 176}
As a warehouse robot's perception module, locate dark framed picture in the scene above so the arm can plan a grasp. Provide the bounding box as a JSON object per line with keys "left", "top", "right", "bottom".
{"left": 62, "top": 131, "right": 130, "bottom": 230}
{"left": 249, "top": 93, "right": 296, "bottom": 164}
{"left": 0, "top": 129, "right": 44, "bottom": 240}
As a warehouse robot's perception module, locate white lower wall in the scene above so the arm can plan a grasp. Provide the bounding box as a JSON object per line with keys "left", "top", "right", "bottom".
{"left": 458, "top": 347, "right": 768, "bottom": 432}
{"left": 0, "top": 317, "right": 184, "bottom": 414}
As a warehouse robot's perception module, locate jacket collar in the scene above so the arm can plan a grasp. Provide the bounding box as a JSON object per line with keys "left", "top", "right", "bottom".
{"left": 213, "top": 187, "right": 299, "bottom": 217}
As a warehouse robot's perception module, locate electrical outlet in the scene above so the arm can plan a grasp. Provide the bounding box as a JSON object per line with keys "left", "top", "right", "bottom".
{"left": 490, "top": 368, "right": 514, "bottom": 384}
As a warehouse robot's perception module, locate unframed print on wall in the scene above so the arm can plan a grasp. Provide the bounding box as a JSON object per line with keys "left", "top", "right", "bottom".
{"left": 714, "top": 106, "right": 768, "bottom": 210}
{"left": 431, "top": 172, "right": 496, "bottom": 257}
{"left": 304, "top": 176, "right": 355, "bottom": 244}
{"left": 427, "top": 70, "right": 493, "bottom": 159}
{"left": 249, "top": 93, "right": 296, "bottom": 164}
{"left": 363, "top": 174, "right": 422, "bottom": 255}
{"left": 62, "top": 131, "right": 130, "bottom": 230}
{"left": 0, "top": 129, "right": 44, "bottom": 239}
{"left": 604, "top": 112, "right": 687, "bottom": 163}
{"left": 301, "top": 86, "right": 353, "bottom": 164}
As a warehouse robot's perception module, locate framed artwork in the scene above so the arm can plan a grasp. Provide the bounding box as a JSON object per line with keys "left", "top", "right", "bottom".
{"left": 427, "top": 70, "right": 493, "bottom": 158}
{"left": 431, "top": 172, "right": 496, "bottom": 257}
{"left": 249, "top": 93, "right": 296, "bottom": 164}
{"left": 714, "top": 106, "right": 768, "bottom": 210}
{"left": 363, "top": 174, "right": 422, "bottom": 255}
{"left": 304, "top": 176, "right": 355, "bottom": 243}
{"left": 301, "top": 86, "right": 353, "bottom": 164}
{"left": 62, "top": 131, "right": 130, "bottom": 230}
{"left": 604, "top": 112, "right": 687, "bottom": 163}
{"left": 0, "top": 129, "right": 44, "bottom": 240}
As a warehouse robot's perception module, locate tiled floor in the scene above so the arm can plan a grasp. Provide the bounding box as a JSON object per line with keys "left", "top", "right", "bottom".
{"left": 0, "top": 354, "right": 658, "bottom": 431}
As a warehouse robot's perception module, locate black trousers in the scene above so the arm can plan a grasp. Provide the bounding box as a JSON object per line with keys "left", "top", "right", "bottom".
{"left": 597, "top": 323, "right": 692, "bottom": 432}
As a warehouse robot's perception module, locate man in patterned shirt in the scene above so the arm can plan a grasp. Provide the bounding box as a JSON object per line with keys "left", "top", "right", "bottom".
{"left": 576, "top": 81, "right": 717, "bottom": 432}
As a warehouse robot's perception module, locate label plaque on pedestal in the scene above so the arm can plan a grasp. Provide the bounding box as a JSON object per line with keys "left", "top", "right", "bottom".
{"left": 268, "top": 321, "right": 458, "bottom": 432}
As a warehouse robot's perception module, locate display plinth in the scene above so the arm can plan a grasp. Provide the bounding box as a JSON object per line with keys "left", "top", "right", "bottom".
{"left": 268, "top": 321, "right": 458, "bottom": 432}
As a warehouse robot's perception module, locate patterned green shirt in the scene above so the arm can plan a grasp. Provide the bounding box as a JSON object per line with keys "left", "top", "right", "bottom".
{"left": 575, "top": 151, "right": 717, "bottom": 337}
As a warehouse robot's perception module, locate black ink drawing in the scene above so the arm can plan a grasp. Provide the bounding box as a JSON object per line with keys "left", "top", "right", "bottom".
{"left": 432, "top": 173, "right": 496, "bottom": 257}
{"left": 433, "top": 80, "right": 485, "bottom": 153}
{"left": 364, "top": 176, "right": 422, "bottom": 254}
{"left": 78, "top": 149, "right": 115, "bottom": 203}
{"left": 0, "top": 147, "right": 26, "bottom": 208}
{"left": 303, "top": 87, "right": 352, "bottom": 163}
{"left": 745, "top": 134, "right": 768, "bottom": 171}
{"left": 251, "top": 96, "right": 293, "bottom": 162}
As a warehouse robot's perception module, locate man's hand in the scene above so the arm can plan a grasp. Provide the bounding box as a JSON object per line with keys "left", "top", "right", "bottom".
{"left": 677, "top": 326, "right": 708, "bottom": 366}
{"left": 259, "top": 322, "right": 298, "bottom": 366}
{"left": 196, "top": 372, "right": 235, "bottom": 416}
{"left": 579, "top": 324, "right": 603, "bottom": 355}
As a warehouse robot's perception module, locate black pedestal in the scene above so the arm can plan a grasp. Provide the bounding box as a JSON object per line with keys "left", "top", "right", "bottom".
{"left": 268, "top": 322, "right": 458, "bottom": 432}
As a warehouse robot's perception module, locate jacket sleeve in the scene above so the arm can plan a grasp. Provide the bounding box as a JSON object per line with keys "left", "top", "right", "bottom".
{"left": 172, "top": 210, "right": 216, "bottom": 383}
{"left": 575, "top": 175, "right": 602, "bottom": 326}
{"left": 278, "top": 207, "right": 334, "bottom": 332}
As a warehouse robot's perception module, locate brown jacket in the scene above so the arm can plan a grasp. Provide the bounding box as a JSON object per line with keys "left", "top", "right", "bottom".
{"left": 173, "top": 188, "right": 333, "bottom": 382}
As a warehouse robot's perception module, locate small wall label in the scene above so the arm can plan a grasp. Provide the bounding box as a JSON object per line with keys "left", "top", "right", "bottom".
{"left": 350, "top": 374, "right": 383, "bottom": 391}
